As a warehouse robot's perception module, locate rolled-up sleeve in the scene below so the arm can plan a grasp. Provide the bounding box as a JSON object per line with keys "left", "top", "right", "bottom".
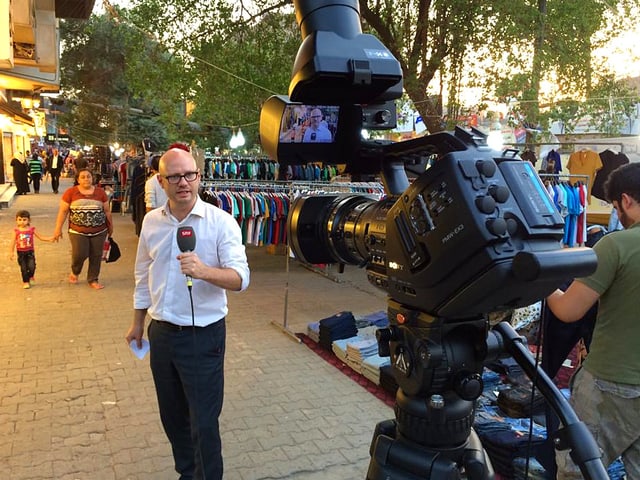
{"left": 217, "top": 210, "right": 250, "bottom": 291}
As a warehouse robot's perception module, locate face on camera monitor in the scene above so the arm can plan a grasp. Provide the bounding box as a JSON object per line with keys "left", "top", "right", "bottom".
{"left": 280, "top": 104, "right": 338, "bottom": 144}
{"left": 260, "top": 95, "right": 363, "bottom": 165}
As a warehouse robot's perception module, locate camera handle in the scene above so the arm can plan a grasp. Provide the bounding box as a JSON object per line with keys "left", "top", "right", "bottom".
{"left": 491, "top": 322, "right": 609, "bottom": 480}
{"left": 380, "top": 160, "right": 409, "bottom": 195}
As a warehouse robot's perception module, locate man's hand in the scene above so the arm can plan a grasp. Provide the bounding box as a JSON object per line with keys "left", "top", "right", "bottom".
{"left": 126, "top": 310, "right": 148, "bottom": 349}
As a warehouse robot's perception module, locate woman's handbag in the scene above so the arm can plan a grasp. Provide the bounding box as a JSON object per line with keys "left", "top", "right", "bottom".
{"left": 106, "top": 237, "right": 121, "bottom": 263}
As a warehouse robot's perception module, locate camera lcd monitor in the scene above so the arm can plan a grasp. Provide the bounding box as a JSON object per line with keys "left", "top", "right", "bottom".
{"left": 279, "top": 104, "right": 339, "bottom": 144}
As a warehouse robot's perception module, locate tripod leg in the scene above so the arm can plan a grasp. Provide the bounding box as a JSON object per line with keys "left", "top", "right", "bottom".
{"left": 367, "top": 420, "right": 495, "bottom": 480}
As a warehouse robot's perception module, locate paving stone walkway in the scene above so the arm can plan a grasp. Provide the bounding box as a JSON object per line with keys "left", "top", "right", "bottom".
{"left": 0, "top": 176, "right": 394, "bottom": 480}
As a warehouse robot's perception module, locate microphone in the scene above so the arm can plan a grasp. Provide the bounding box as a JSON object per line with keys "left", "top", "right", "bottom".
{"left": 177, "top": 226, "right": 196, "bottom": 287}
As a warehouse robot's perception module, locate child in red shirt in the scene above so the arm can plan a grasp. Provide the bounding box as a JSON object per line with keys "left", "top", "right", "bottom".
{"left": 9, "top": 210, "right": 56, "bottom": 289}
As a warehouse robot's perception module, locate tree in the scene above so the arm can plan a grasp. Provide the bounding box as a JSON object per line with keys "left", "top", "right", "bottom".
{"left": 583, "top": 76, "right": 640, "bottom": 135}
{"left": 249, "top": 0, "right": 638, "bottom": 136}
{"left": 187, "top": 10, "right": 300, "bottom": 151}
{"left": 117, "top": 1, "right": 300, "bottom": 151}
{"left": 59, "top": 9, "right": 186, "bottom": 149}
{"left": 73, "top": 0, "right": 638, "bottom": 152}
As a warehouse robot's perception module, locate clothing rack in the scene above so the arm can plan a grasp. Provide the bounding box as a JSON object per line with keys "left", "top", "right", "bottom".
{"left": 507, "top": 141, "right": 626, "bottom": 150}
{"left": 538, "top": 173, "right": 590, "bottom": 248}
{"left": 200, "top": 178, "right": 385, "bottom": 194}
{"left": 537, "top": 173, "right": 590, "bottom": 185}
{"left": 201, "top": 179, "right": 291, "bottom": 192}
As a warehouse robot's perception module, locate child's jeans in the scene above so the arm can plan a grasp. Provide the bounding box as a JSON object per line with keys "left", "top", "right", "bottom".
{"left": 17, "top": 250, "right": 36, "bottom": 282}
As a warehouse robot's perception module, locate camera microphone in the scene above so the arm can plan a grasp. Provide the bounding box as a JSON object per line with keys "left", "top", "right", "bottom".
{"left": 177, "top": 226, "right": 196, "bottom": 288}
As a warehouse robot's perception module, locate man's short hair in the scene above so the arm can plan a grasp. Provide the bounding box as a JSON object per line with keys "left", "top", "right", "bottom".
{"left": 604, "top": 162, "right": 640, "bottom": 204}
{"left": 150, "top": 155, "right": 161, "bottom": 171}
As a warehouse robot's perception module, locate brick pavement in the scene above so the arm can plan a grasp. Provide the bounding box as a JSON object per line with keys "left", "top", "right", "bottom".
{"left": 0, "top": 176, "right": 393, "bottom": 480}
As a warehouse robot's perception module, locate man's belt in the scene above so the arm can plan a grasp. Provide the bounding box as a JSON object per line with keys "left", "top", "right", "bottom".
{"left": 152, "top": 319, "right": 223, "bottom": 331}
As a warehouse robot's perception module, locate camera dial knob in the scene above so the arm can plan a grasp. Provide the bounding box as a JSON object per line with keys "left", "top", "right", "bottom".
{"left": 475, "top": 160, "right": 496, "bottom": 177}
{"left": 454, "top": 372, "right": 483, "bottom": 400}
{"left": 476, "top": 195, "right": 496, "bottom": 214}
{"left": 489, "top": 184, "right": 510, "bottom": 203}
{"left": 486, "top": 217, "right": 507, "bottom": 236}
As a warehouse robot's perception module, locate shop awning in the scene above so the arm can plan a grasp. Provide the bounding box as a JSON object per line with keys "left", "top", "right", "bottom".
{"left": 55, "top": 0, "right": 96, "bottom": 19}
{"left": 0, "top": 101, "right": 35, "bottom": 127}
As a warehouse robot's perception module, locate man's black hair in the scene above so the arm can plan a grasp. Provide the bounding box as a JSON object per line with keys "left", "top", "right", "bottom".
{"left": 604, "top": 162, "right": 640, "bottom": 204}
{"left": 151, "top": 155, "right": 161, "bottom": 172}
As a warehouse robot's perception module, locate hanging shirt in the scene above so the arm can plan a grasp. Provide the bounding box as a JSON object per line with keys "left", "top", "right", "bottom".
{"left": 591, "top": 150, "right": 629, "bottom": 202}
{"left": 567, "top": 149, "right": 603, "bottom": 202}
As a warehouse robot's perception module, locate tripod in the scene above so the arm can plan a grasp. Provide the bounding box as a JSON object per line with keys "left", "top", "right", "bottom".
{"left": 367, "top": 301, "right": 493, "bottom": 479}
{"left": 366, "top": 300, "right": 609, "bottom": 480}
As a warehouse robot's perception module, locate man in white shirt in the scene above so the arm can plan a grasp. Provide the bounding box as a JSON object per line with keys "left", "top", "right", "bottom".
{"left": 144, "top": 154, "right": 168, "bottom": 212}
{"left": 126, "top": 147, "right": 250, "bottom": 480}
{"left": 302, "top": 108, "right": 333, "bottom": 143}
{"left": 49, "top": 148, "right": 63, "bottom": 194}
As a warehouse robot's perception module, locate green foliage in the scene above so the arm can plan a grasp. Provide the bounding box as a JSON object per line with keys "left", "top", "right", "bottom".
{"left": 117, "top": 0, "right": 298, "bottom": 152}
{"left": 60, "top": 0, "right": 639, "bottom": 153}
{"left": 584, "top": 76, "right": 640, "bottom": 135}
{"left": 478, "top": 0, "right": 635, "bottom": 132}
{"left": 59, "top": 9, "right": 183, "bottom": 149}
{"left": 544, "top": 99, "right": 582, "bottom": 134}
{"left": 358, "top": 0, "right": 493, "bottom": 133}
{"left": 187, "top": 9, "right": 299, "bottom": 151}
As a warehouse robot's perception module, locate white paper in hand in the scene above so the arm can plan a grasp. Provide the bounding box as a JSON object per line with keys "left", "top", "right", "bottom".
{"left": 129, "top": 339, "right": 150, "bottom": 359}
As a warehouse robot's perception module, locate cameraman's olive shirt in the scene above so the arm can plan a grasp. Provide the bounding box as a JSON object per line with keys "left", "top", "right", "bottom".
{"left": 577, "top": 221, "right": 640, "bottom": 385}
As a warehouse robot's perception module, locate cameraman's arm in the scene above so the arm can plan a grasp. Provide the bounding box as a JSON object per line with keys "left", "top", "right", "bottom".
{"left": 546, "top": 281, "right": 599, "bottom": 323}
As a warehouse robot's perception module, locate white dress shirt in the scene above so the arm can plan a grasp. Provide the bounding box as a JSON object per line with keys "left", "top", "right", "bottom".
{"left": 144, "top": 174, "right": 169, "bottom": 210}
{"left": 134, "top": 197, "right": 250, "bottom": 326}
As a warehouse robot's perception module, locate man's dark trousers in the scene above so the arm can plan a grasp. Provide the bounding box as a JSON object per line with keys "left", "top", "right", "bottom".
{"left": 50, "top": 166, "right": 62, "bottom": 193}
{"left": 148, "top": 319, "right": 226, "bottom": 480}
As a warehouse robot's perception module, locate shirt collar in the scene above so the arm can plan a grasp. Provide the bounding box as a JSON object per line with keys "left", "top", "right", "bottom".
{"left": 161, "top": 196, "right": 206, "bottom": 221}
{"left": 628, "top": 220, "right": 640, "bottom": 230}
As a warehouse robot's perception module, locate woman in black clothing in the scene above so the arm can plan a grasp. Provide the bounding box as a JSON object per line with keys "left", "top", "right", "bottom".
{"left": 10, "top": 156, "right": 30, "bottom": 194}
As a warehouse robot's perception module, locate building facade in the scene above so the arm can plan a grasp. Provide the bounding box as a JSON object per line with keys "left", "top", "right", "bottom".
{"left": 0, "top": 0, "right": 94, "bottom": 183}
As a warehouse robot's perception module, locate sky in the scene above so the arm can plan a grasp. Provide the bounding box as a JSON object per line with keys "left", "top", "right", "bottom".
{"left": 595, "top": 26, "right": 640, "bottom": 80}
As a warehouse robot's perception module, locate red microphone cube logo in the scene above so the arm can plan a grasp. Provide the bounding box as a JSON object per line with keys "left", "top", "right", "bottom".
{"left": 177, "top": 227, "right": 196, "bottom": 252}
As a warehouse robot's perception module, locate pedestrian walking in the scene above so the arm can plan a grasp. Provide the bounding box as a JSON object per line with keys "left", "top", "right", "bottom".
{"left": 28, "top": 150, "right": 44, "bottom": 194}
{"left": 9, "top": 210, "right": 56, "bottom": 289}
{"left": 49, "top": 148, "right": 63, "bottom": 194}
{"left": 10, "top": 154, "right": 30, "bottom": 194}
{"left": 53, "top": 168, "right": 113, "bottom": 289}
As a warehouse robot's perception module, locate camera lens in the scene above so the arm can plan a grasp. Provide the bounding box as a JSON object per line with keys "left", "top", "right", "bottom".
{"left": 287, "top": 193, "right": 391, "bottom": 269}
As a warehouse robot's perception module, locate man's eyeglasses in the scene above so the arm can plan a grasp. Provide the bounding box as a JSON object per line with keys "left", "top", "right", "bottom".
{"left": 163, "top": 171, "right": 199, "bottom": 184}
{"left": 310, "top": 115, "right": 322, "bottom": 119}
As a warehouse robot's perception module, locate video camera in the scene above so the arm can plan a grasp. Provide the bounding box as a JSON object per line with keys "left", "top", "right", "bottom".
{"left": 260, "top": 0, "right": 595, "bottom": 319}
{"left": 260, "top": 1, "right": 607, "bottom": 479}
{"left": 259, "top": 0, "right": 401, "bottom": 174}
